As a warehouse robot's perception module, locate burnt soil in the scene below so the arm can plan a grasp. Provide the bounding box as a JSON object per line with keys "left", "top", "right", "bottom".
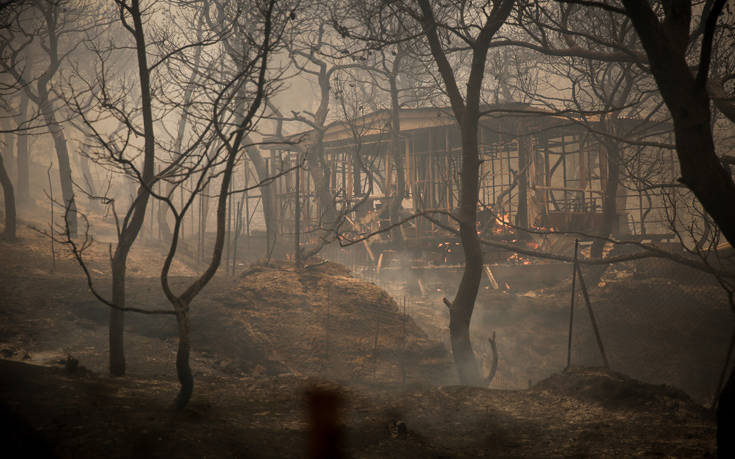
{"left": 0, "top": 227, "right": 720, "bottom": 457}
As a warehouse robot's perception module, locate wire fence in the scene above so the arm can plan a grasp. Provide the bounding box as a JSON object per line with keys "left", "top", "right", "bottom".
{"left": 319, "top": 239, "right": 733, "bottom": 405}
{"left": 566, "top": 249, "right": 733, "bottom": 406}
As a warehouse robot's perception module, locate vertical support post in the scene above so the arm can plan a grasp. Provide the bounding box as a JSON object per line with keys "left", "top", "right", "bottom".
{"left": 149, "top": 177, "right": 154, "bottom": 239}
{"left": 180, "top": 182, "right": 185, "bottom": 241}
{"left": 544, "top": 137, "right": 551, "bottom": 215}
{"left": 232, "top": 198, "right": 242, "bottom": 274}
{"left": 324, "top": 286, "right": 330, "bottom": 374}
{"left": 566, "top": 239, "right": 579, "bottom": 370}
{"left": 190, "top": 178, "right": 194, "bottom": 240}
{"left": 295, "top": 154, "right": 301, "bottom": 268}
{"left": 244, "top": 160, "right": 250, "bottom": 237}
{"left": 385, "top": 139, "right": 392, "bottom": 200}
{"left": 346, "top": 153, "right": 353, "bottom": 202}
{"left": 401, "top": 295, "right": 407, "bottom": 385}
{"left": 265, "top": 157, "right": 271, "bottom": 256}
{"left": 445, "top": 127, "right": 451, "bottom": 212}
{"left": 576, "top": 261, "right": 610, "bottom": 368}
{"left": 47, "top": 163, "right": 56, "bottom": 271}
{"left": 197, "top": 192, "right": 202, "bottom": 264}
{"left": 517, "top": 127, "right": 530, "bottom": 228}
{"left": 226, "top": 174, "right": 232, "bottom": 273}
{"left": 579, "top": 135, "right": 588, "bottom": 208}
{"left": 561, "top": 135, "right": 568, "bottom": 211}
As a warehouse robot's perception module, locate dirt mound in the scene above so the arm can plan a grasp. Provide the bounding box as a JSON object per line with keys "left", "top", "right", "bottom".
{"left": 533, "top": 367, "right": 707, "bottom": 414}
{"left": 194, "top": 261, "right": 451, "bottom": 383}
{"left": 0, "top": 358, "right": 717, "bottom": 458}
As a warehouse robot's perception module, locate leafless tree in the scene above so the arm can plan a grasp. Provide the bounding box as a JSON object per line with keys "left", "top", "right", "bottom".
{"left": 153, "top": 0, "right": 283, "bottom": 409}
{"left": 0, "top": 144, "right": 16, "bottom": 241}
{"left": 504, "top": 1, "right": 735, "bottom": 451}
{"left": 329, "top": 1, "right": 434, "bottom": 241}
{"left": 0, "top": 0, "right": 104, "bottom": 236}
{"left": 615, "top": 2, "right": 735, "bottom": 454}
{"left": 357, "top": 0, "right": 514, "bottom": 385}
{"left": 62, "top": 0, "right": 173, "bottom": 375}
{"left": 267, "top": 4, "right": 364, "bottom": 240}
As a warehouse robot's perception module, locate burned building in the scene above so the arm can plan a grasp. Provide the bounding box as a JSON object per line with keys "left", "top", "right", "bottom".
{"left": 261, "top": 103, "right": 675, "bottom": 259}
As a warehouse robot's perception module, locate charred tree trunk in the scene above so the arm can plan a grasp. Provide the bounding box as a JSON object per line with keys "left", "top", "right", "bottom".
{"left": 174, "top": 305, "right": 193, "bottom": 409}
{"left": 158, "top": 186, "right": 173, "bottom": 241}
{"left": 38, "top": 87, "right": 76, "bottom": 237}
{"left": 417, "top": 0, "right": 513, "bottom": 385}
{"left": 718, "top": 365, "right": 735, "bottom": 457}
{"left": 109, "top": 255, "right": 127, "bottom": 375}
{"left": 15, "top": 94, "right": 30, "bottom": 205}
{"left": 107, "top": 0, "right": 157, "bottom": 376}
{"left": 450, "top": 113, "right": 484, "bottom": 385}
{"left": 199, "top": 186, "right": 210, "bottom": 262}
{"left": 160, "top": 0, "right": 275, "bottom": 409}
{"left": 309, "top": 140, "right": 338, "bottom": 230}
{"left": 78, "top": 151, "right": 100, "bottom": 212}
{"left": 0, "top": 153, "right": 16, "bottom": 241}
{"left": 619, "top": 1, "right": 735, "bottom": 454}
{"left": 620, "top": 0, "right": 735, "bottom": 258}
{"left": 389, "top": 73, "right": 405, "bottom": 242}
{"left": 305, "top": 63, "right": 339, "bottom": 233}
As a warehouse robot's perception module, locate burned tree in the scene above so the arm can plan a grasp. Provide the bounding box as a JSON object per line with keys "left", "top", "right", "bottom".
{"left": 616, "top": 1, "right": 735, "bottom": 454}
{"left": 328, "top": 1, "right": 442, "bottom": 243}
{"left": 269, "top": 4, "right": 363, "bottom": 244}
{"left": 369, "top": 0, "right": 516, "bottom": 385}
{"left": 0, "top": 149, "right": 15, "bottom": 241}
{"left": 510, "top": 1, "right": 735, "bottom": 452}
{"left": 62, "top": 0, "right": 174, "bottom": 375}
{"left": 155, "top": 0, "right": 284, "bottom": 409}
{"left": 0, "top": 0, "right": 100, "bottom": 236}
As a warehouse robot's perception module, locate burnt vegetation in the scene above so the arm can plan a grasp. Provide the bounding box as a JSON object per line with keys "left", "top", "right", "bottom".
{"left": 1, "top": 0, "right": 735, "bottom": 457}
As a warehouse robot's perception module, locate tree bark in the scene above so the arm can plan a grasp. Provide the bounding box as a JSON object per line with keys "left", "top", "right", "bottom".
{"left": 107, "top": 0, "right": 157, "bottom": 376}
{"left": 417, "top": 0, "right": 514, "bottom": 385}
{"left": 619, "top": 2, "right": 735, "bottom": 454}
{"left": 389, "top": 73, "right": 406, "bottom": 242}
{"left": 15, "top": 94, "right": 30, "bottom": 205}
{"left": 305, "top": 62, "right": 339, "bottom": 232}
{"left": 78, "top": 151, "right": 101, "bottom": 212}
{"left": 174, "top": 305, "right": 193, "bottom": 409}
{"left": 38, "top": 87, "right": 77, "bottom": 237}
{"left": 619, "top": 1, "right": 735, "bottom": 245}
{"left": 450, "top": 113, "right": 484, "bottom": 384}
{"left": 309, "top": 140, "right": 338, "bottom": 229}
{"left": 109, "top": 256, "right": 126, "bottom": 375}
{"left": 0, "top": 153, "right": 16, "bottom": 241}
{"left": 718, "top": 364, "right": 735, "bottom": 457}
{"left": 160, "top": 0, "right": 275, "bottom": 409}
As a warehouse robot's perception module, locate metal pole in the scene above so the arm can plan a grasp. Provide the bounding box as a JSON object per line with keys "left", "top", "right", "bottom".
{"left": 401, "top": 295, "right": 407, "bottom": 385}
{"left": 295, "top": 155, "right": 301, "bottom": 268}
{"left": 576, "top": 261, "right": 610, "bottom": 368}
{"left": 566, "top": 239, "right": 578, "bottom": 370}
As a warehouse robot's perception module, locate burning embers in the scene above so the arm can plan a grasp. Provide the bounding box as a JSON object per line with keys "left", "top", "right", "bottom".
{"left": 494, "top": 212, "right": 513, "bottom": 234}
{"left": 506, "top": 252, "right": 532, "bottom": 265}
{"left": 432, "top": 205, "right": 556, "bottom": 265}
{"left": 437, "top": 241, "right": 462, "bottom": 263}
{"left": 476, "top": 204, "right": 515, "bottom": 238}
